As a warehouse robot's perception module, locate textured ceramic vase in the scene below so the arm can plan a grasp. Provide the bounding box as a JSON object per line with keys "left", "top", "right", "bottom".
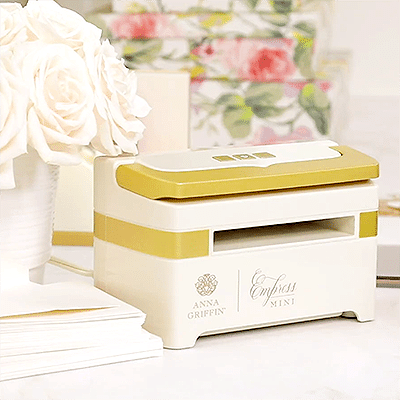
{"left": 0, "top": 148, "right": 59, "bottom": 272}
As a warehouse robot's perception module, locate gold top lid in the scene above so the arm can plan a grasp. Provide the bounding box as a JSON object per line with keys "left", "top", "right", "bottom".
{"left": 116, "top": 141, "right": 379, "bottom": 200}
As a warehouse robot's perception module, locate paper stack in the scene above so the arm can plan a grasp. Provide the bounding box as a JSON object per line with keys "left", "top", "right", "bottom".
{"left": 0, "top": 261, "right": 162, "bottom": 381}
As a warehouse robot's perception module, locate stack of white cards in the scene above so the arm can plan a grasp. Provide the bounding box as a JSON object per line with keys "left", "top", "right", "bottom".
{"left": 0, "top": 260, "right": 163, "bottom": 381}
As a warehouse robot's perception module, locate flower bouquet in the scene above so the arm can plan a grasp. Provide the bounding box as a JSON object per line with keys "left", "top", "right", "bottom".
{"left": 0, "top": 0, "right": 150, "bottom": 269}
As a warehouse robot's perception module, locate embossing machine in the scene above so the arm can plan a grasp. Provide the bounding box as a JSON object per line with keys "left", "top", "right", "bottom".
{"left": 94, "top": 140, "right": 379, "bottom": 349}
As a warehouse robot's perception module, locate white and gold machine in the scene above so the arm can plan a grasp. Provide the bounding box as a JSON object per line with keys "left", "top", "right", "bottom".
{"left": 94, "top": 140, "right": 379, "bottom": 349}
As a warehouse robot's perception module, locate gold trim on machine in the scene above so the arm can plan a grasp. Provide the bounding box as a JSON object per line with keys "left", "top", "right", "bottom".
{"left": 52, "top": 231, "right": 94, "bottom": 246}
{"left": 116, "top": 146, "right": 379, "bottom": 200}
{"left": 94, "top": 210, "right": 378, "bottom": 257}
{"left": 94, "top": 212, "right": 209, "bottom": 259}
{"left": 359, "top": 211, "right": 378, "bottom": 238}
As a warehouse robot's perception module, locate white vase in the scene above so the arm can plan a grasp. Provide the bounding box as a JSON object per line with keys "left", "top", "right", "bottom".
{"left": 0, "top": 148, "right": 59, "bottom": 274}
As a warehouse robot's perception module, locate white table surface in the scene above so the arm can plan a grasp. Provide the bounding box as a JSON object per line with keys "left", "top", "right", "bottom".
{"left": 1, "top": 245, "right": 399, "bottom": 400}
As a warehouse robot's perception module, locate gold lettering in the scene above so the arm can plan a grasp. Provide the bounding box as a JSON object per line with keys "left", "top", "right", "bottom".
{"left": 187, "top": 307, "right": 226, "bottom": 320}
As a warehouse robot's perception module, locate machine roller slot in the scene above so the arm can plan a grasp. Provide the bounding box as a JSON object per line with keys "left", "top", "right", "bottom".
{"left": 213, "top": 216, "right": 355, "bottom": 252}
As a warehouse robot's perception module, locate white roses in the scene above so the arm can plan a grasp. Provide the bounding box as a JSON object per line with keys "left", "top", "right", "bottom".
{"left": 90, "top": 40, "right": 151, "bottom": 155}
{"left": 0, "top": 3, "right": 26, "bottom": 46}
{"left": 21, "top": 42, "right": 97, "bottom": 165}
{"left": 0, "top": 0, "right": 150, "bottom": 189}
{"left": 0, "top": 47, "right": 29, "bottom": 189}
{"left": 23, "top": 0, "right": 102, "bottom": 51}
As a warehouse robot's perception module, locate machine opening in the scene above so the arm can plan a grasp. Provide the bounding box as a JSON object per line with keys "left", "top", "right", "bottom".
{"left": 213, "top": 216, "right": 355, "bottom": 252}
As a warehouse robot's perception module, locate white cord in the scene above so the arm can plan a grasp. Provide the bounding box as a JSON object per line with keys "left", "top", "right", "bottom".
{"left": 48, "top": 256, "right": 94, "bottom": 277}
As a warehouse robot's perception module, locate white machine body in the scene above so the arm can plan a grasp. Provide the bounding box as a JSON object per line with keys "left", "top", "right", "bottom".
{"left": 94, "top": 141, "right": 379, "bottom": 349}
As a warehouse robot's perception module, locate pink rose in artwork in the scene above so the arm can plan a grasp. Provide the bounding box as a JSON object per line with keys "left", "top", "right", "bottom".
{"left": 289, "top": 126, "right": 314, "bottom": 141}
{"left": 243, "top": 47, "right": 296, "bottom": 82}
{"left": 190, "top": 38, "right": 237, "bottom": 78}
{"left": 238, "top": 40, "right": 295, "bottom": 83}
{"left": 213, "top": 38, "right": 296, "bottom": 82}
{"left": 317, "top": 81, "right": 332, "bottom": 93}
{"left": 111, "top": 14, "right": 170, "bottom": 39}
{"left": 191, "top": 43, "right": 215, "bottom": 59}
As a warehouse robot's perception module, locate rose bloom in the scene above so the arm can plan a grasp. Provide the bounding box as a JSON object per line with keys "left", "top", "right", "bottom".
{"left": 289, "top": 126, "right": 313, "bottom": 142}
{"left": 212, "top": 38, "right": 247, "bottom": 70}
{"left": 0, "top": 3, "right": 27, "bottom": 46}
{"left": 17, "top": 41, "right": 97, "bottom": 165}
{"left": 191, "top": 43, "right": 215, "bottom": 59}
{"left": 213, "top": 38, "right": 295, "bottom": 82}
{"left": 111, "top": 13, "right": 170, "bottom": 39}
{"left": 317, "top": 81, "right": 332, "bottom": 93}
{"left": 89, "top": 40, "right": 151, "bottom": 155}
{"left": 241, "top": 46, "right": 296, "bottom": 82}
{"left": 23, "top": 0, "right": 102, "bottom": 57}
{"left": 0, "top": 47, "right": 28, "bottom": 189}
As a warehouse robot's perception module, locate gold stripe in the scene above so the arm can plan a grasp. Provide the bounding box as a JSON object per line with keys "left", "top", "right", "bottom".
{"left": 94, "top": 212, "right": 209, "bottom": 259}
{"left": 359, "top": 211, "right": 378, "bottom": 238}
{"left": 116, "top": 146, "right": 379, "bottom": 200}
{"left": 52, "top": 231, "right": 94, "bottom": 246}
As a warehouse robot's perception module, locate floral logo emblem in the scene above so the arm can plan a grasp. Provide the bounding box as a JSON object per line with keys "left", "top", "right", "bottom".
{"left": 195, "top": 274, "right": 218, "bottom": 296}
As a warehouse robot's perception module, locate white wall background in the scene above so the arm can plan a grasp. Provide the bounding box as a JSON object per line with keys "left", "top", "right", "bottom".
{"left": 331, "top": 0, "right": 400, "bottom": 97}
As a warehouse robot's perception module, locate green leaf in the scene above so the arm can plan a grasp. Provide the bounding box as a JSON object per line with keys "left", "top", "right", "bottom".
{"left": 222, "top": 96, "right": 254, "bottom": 139}
{"left": 306, "top": 108, "right": 330, "bottom": 135}
{"left": 270, "top": 0, "right": 293, "bottom": 14}
{"left": 155, "top": 0, "right": 165, "bottom": 12}
{"left": 259, "top": 13, "right": 290, "bottom": 27}
{"left": 216, "top": 94, "right": 241, "bottom": 106}
{"left": 298, "top": 83, "right": 330, "bottom": 135}
{"left": 123, "top": 39, "right": 163, "bottom": 64}
{"left": 196, "top": 103, "right": 219, "bottom": 114}
{"left": 250, "top": 29, "right": 284, "bottom": 38}
{"left": 223, "top": 108, "right": 252, "bottom": 138}
{"left": 243, "top": 0, "right": 261, "bottom": 10}
{"left": 293, "top": 22, "right": 317, "bottom": 38}
{"left": 200, "top": 13, "right": 233, "bottom": 28}
{"left": 244, "top": 83, "right": 285, "bottom": 109}
{"left": 293, "top": 41, "right": 315, "bottom": 79}
{"left": 161, "top": 53, "right": 191, "bottom": 62}
{"left": 126, "top": 2, "right": 149, "bottom": 13}
{"left": 251, "top": 105, "right": 286, "bottom": 119}
{"left": 187, "top": 6, "right": 221, "bottom": 13}
{"left": 219, "top": 80, "right": 242, "bottom": 90}
{"left": 299, "top": 83, "right": 330, "bottom": 109}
